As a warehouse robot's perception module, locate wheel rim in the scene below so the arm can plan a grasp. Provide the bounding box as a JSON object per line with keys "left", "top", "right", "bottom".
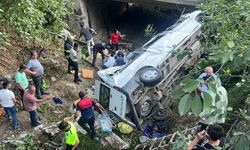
{"left": 141, "top": 69, "right": 158, "bottom": 80}
{"left": 140, "top": 100, "right": 152, "bottom": 116}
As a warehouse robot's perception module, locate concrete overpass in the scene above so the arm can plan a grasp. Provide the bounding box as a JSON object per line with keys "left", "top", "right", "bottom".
{"left": 113, "top": 0, "right": 204, "bottom": 6}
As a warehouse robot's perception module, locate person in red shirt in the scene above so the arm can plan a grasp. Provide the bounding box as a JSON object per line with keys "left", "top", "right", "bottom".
{"left": 109, "top": 29, "right": 124, "bottom": 51}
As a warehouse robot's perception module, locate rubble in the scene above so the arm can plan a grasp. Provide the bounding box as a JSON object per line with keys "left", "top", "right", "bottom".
{"left": 51, "top": 76, "right": 57, "bottom": 82}
{"left": 50, "top": 59, "right": 60, "bottom": 68}
{"left": 19, "top": 131, "right": 28, "bottom": 138}
{"left": 42, "top": 123, "right": 60, "bottom": 137}
{"left": 65, "top": 83, "right": 77, "bottom": 90}
{"left": 86, "top": 87, "right": 95, "bottom": 98}
{"left": 105, "top": 132, "right": 130, "bottom": 149}
{"left": 75, "top": 122, "right": 87, "bottom": 135}
{"left": 139, "top": 136, "right": 150, "bottom": 144}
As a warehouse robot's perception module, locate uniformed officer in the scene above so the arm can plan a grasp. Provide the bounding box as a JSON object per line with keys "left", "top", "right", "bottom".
{"left": 58, "top": 119, "right": 80, "bottom": 150}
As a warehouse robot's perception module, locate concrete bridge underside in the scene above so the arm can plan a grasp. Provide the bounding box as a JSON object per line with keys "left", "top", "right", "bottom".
{"left": 113, "top": 0, "right": 203, "bottom": 6}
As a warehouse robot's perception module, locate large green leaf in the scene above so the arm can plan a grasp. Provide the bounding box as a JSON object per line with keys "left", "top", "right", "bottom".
{"left": 181, "top": 79, "right": 200, "bottom": 93}
{"left": 245, "top": 47, "right": 250, "bottom": 61}
{"left": 227, "top": 41, "right": 235, "bottom": 48}
{"left": 215, "top": 94, "right": 220, "bottom": 103}
{"left": 178, "top": 94, "right": 192, "bottom": 116}
{"left": 233, "top": 56, "right": 242, "bottom": 68}
{"left": 203, "top": 92, "right": 213, "bottom": 109}
{"left": 207, "top": 81, "right": 217, "bottom": 93}
{"left": 171, "top": 86, "right": 186, "bottom": 99}
{"left": 221, "top": 51, "right": 234, "bottom": 64}
{"left": 191, "top": 95, "right": 203, "bottom": 115}
{"left": 213, "top": 52, "right": 224, "bottom": 61}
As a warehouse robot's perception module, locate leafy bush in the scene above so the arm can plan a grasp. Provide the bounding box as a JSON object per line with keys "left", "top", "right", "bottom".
{"left": 144, "top": 24, "right": 157, "bottom": 37}
{"left": 0, "top": 0, "right": 73, "bottom": 46}
{"left": 199, "top": 0, "right": 250, "bottom": 69}
{"left": 171, "top": 0, "right": 250, "bottom": 149}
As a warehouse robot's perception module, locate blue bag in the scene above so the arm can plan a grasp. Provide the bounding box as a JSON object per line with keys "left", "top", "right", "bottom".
{"left": 52, "top": 97, "right": 63, "bottom": 104}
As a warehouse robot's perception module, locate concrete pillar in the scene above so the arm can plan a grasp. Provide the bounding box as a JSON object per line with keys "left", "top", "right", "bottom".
{"left": 79, "top": 0, "right": 89, "bottom": 27}
{"left": 85, "top": 0, "right": 110, "bottom": 42}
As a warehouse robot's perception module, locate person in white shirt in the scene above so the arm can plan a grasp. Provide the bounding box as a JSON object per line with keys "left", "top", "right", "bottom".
{"left": 102, "top": 52, "right": 116, "bottom": 69}
{"left": 70, "top": 43, "right": 82, "bottom": 84}
{"left": 0, "top": 81, "right": 19, "bottom": 129}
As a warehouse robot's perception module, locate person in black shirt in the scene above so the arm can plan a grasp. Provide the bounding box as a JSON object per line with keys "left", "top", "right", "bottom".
{"left": 92, "top": 43, "right": 107, "bottom": 68}
{"left": 78, "top": 22, "right": 96, "bottom": 57}
{"left": 186, "top": 124, "right": 225, "bottom": 150}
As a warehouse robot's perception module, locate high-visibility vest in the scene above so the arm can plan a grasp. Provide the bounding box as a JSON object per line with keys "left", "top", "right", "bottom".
{"left": 65, "top": 122, "right": 78, "bottom": 145}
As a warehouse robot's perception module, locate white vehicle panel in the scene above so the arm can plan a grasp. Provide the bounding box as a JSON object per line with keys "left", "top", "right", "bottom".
{"left": 109, "top": 88, "right": 127, "bottom": 119}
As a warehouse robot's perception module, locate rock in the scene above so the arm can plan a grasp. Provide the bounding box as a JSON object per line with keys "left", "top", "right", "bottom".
{"left": 19, "top": 131, "right": 28, "bottom": 138}
{"left": 7, "top": 137, "right": 13, "bottom": 140}
{"left": 100, "top": 138, "right": 109, "bottom": 147}
{"left": 5, "top": 42, "right": 11, "bottom": 46}
{"left": 51, "top": 76, "right": 57, "bottom": 82}
{"left": 53, "top": 111, "right": 64, "bottom": 114}
{"left": 139, "top": 136, "right": 150, "bottom": 144}
{"left": 50, "top": 59, "right": 60, "bottom": 67}
{"left": 2, "top": 140, "right": 9, "bottom": 144}
{"left": 10, "top": 140, "right": 25, "bottom": 145}
{"left": 43, "top": 142, "right": 58, "bottom": 149}
{"left": 65, "top": 83, "right": 77, "bottom": 90}
{"left": 86, "top": 87, "right": 95, "bottom": 98}
{"left": 42, "top": 123, "right": 60, "bottom": 136}
{"left": 75, "top": 122, "right": 87, "bottom": 134}
{"left": 105, "top": 133, "right": 129, "bottom": 149}
{"left": 3, "top": 75, "right": 11, "bottom": 80}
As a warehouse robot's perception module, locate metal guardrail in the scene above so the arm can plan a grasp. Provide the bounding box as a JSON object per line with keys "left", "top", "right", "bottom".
{"left": 135, "top": 127, "right": 197, "bottom": 150}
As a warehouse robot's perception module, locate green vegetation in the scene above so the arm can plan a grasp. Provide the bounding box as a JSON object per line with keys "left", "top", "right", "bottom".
{"left": 0, "top": 0, "right": 73, "bottom": 46}
{"left": 172, "top": 0, "right": 250, "bottom": 149}
{"left": 144, "top": 24, "right": 157, "bottom": 37}
{"left": 78, "top": 134, "right": 102, "bottom": 150}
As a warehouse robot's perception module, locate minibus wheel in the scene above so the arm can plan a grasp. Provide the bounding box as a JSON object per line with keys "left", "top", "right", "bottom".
{"left": 136, "top": 96, "right": 154, "bottom": 117}
{"left": 140, "top": 67, "right": 163, "bottom": 86}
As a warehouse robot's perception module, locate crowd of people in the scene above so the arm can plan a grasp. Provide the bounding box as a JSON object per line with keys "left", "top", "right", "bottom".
{"left": 62, "top": 23, "right": 127, "bottom": 84}
{"left": 0, "top": 22, "right": 125, "bottom": 149}
{"left": 0, "top": 21, "right": 227, "bottom": 149}
{"left": 0, "top": 62, "right": 104, "bottom": 149}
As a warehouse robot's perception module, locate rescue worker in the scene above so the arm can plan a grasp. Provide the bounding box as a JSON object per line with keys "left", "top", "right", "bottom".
{"left": 64, "top": 36, "right": 74, "bottom": 73}
{"left": 58, "top": 118, "right": 80, "bottom": 150}
{"left": 78, "top": 22, "right": 97, "bottom": 57}
{"left": 70, "top": 43, "right": 82, "bottom": 84}
{"left": 75, "top": 91, "right": 103, "bottom": 140}
{"left": 92, "top": 43, "right": 107, "bottom": 68}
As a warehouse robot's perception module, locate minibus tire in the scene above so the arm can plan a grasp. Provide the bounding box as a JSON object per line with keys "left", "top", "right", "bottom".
{"left": 136, "top": 97, "right": 154, "bottom": 117}
{"left": 139, "top": 67, "right": 163, "bottom": 86}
